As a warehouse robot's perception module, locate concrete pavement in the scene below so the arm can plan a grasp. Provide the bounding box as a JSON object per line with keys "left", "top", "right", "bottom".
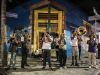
{"left": 0, "top": 52, "right": 100, "bottom": 75}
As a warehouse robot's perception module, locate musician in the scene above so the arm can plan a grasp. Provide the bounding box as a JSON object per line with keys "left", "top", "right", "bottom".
{"left": 58, "top": 33, "right": 67, "bottom": 70}
{"left": 77, "top": 34, "right": 83, "bottom": 60}
{"left": 54, "top": 33, "right": 60, "bottom": 61}
{"left": 71, "top": 31, "right": 79, "bottom": 66}
{"left": 21, "top": 30, "right": 30, "bottom": 68}
{"left": 87, "top": 35, "right": 98, "bottom": 69}
{"left": 5, "top": 33, "right": 18, "bottom": 70}
{"left": 41, "top": 33, "right": 44, "bottom": 62}
{"left": 42, "top": 28, "right": 53, "bottom": 71}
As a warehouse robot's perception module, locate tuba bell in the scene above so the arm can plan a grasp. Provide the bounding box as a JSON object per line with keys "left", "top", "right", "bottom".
{"left": 75, "top": 26, "right": 87, "bottom": 36}
{"left": 75, "top": 26, "right": 87, "bottom": 44}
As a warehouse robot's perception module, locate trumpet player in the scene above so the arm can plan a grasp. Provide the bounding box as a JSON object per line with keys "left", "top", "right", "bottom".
{"left": 21, "top": 30, "right": 30, "bottom": 68}
{"left": 87, "top": 35, "right": 98, "bottom": 69}
{"left": 5, "top": 33, "right": 18, "bottom": 71}
{"left": 58, "top": 33, "right": 67, "bottom": 70}
{"left": 71, "top": 31, "right": 79, "bottom": 66}
{"left": 42, "top": 28, "right": 54, "bottom": 71}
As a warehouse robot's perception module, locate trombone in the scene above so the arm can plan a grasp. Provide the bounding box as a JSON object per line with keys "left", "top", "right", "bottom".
{"left": 10, "top": 33, "right": 18, "bottom": 38}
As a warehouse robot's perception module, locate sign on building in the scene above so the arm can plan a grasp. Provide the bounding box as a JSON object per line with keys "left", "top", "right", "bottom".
{"left": 6, "top": 12, "right": 18, "bottom": 18}
{"left": 88, "top": 15, "right": 100, "bottom": 21}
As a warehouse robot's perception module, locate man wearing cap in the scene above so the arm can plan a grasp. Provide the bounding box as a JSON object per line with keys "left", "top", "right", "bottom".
{"left": 21, "top": 30, "right": 30, "bottom": 68}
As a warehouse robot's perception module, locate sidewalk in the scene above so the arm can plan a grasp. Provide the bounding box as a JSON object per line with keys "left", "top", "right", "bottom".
{"left": 0, "top": 52, "right": 100, "bottom": 75}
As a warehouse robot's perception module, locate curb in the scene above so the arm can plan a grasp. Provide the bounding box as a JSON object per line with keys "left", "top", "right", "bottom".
{"left": 90, "top": 68, "right": 100, "bottom": 75}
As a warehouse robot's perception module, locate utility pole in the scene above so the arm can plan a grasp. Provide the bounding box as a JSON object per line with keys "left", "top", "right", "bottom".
{"left": 48, "top": 4, "right": 51, "bottom": 33}
{"left": 1, "top": 0, "right": 7, "bottom": 67}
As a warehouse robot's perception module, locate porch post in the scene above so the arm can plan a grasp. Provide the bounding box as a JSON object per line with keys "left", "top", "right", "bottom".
{"left": 48, "top": 4, "right": 51, "bottom": 33}
{"left": 1, "top": 0, "right": 7, "bottom": 66}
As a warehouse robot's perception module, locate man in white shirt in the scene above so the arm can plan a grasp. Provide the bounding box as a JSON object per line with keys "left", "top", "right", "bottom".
{"left": 42, "top": 29, "right": 53, "bottom": 71}
{"left": 71, "top": 31, "right": 79, "bottom": 66}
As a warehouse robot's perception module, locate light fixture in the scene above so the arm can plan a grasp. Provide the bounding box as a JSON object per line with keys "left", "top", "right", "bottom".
{"left": 9, "top": 0, "right": 12, "bottom": 2}
{"left": 93, "top": 7, "right": 98, "bottom": 16}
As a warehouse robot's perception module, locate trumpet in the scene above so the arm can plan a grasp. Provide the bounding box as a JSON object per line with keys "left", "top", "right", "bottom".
{"left": 27, "top": 35, "right": 32, "bottom": 40}
{"left": 91, "top": 31, "right": 96, "bottom": 38}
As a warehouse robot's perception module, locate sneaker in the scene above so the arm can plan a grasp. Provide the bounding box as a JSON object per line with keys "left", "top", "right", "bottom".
{"left": 25, "top": 64, "right": 30, "bottom": 66}
{"left": 93, "top": 66, "right": 98, "bottom": 69}
{"left": 75, "top": 63, "right": 79, "bottom": 66}
{"left": 42, "top": 67, "right": 45, "bottom": 70}
{"left": 63, "top": 66, "right": 67, "bottom": 69}
{"left": 5, "top": 68, "right": 10, "bottom": 71}
{"left": 59, "top": 67, "right": 62, "bottom": 70}
{"left": 13, "top": 68, "right": 16, "bottom": 70}
{"left": 70, "top": 63, "right": 74, "bottom": 66}
{"left": 89, "top": 66, "right": 91, "bottom": 69}
{"left": 49, "top": 67, "right": 54, "bottom": 71}
{"left": 21, "top": 65, "right": 24, "bottom": 68}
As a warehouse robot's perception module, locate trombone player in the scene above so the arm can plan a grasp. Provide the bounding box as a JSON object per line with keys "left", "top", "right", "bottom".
{"left": 5, "top": 33, "right": 18, "bottom": 71}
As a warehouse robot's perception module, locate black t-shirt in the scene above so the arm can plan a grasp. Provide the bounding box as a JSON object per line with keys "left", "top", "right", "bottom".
{"left": 22, "top": 35, "right": 28, "bottom": 49}
{"left": 8, "top": 37, "right": 18, "bottom": 52}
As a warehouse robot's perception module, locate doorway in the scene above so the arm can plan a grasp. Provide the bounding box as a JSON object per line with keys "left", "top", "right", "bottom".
{"left": 34, "top": 7, "right": 62, "bottom": 56}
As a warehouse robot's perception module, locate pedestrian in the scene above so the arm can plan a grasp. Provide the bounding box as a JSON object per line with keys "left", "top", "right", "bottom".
{"left": 54, "top": 33, "right": 60, "bottom": 61}
{"left": 41, "top": 33, "right": 44, "bottom": 62}
{"left": 97, "top": 43, "right": 100, "bottom": 59}
{"left": 70, "top": 31, "right": 79, "bottom": 66}
{"left": 21, "top": 30, "right": 30, "bottom": 68}
{"left": 77, "top": 34, "right": 83, "bottom": 60}
{"left": 5, "top": 33, "right": 18, "bottom": 70}
{"left": 42, "top": 28, "right": 53, "bottom": 71}
{"left": 58, "top": 33, "right": 67, "bottom": 70}
{"left": 87, "top": 35, "right": 98, "bottom": 69}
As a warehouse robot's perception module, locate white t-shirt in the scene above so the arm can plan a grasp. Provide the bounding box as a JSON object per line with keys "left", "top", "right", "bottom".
{"left": 42, "top": 36, "right": 53, "bottom": 49}
{"left": 54, "top": 37, "right": 60, "bottom": 46}
{"left": 71, "top": 35, "right": 78, "bottom": 46}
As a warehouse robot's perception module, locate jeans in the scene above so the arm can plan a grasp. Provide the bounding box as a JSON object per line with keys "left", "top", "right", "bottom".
{"left": 59, "top": 49, "right": 67, "bottom": 67}
{"left": 56, "top": 51, "right": 59, "bottom": 61}
{"left": 55, "top": 45, "right": 59, "bottom": 60}
{"left": 7, "top": 52, "right": 16, "bottom": 68}
{"left": 78, "top": 46, "right": 81, "bottom": 59}
{"left": 21, "top": 47, "right": 28, "bottom": 67}
{"left": 43, "top": 49, "right": 51, "bottom": 67}
{"left": 88, "top": 52, "right": 96, "bottom": 66}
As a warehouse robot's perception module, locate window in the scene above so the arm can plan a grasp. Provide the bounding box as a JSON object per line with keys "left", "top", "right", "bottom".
{"left": 14, "top": 25, "right": 24, "bottom": 47}
{"left": 38, "top": 23, "right": 58, "bottom": 27}
{"left": 38, "top": 13, "right": 58, "bottom": 20}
